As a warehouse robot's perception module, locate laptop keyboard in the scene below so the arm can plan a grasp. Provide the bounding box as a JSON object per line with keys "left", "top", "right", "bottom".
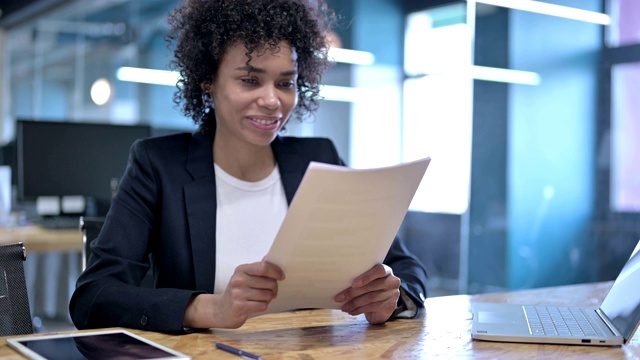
{"left": 524, "top": 306, "right": 606, "bottom": 337}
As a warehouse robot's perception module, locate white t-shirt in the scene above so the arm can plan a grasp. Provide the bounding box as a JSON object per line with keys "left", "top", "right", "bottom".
{"left": 213, "top": 163, "right": 287, "bottom": 294}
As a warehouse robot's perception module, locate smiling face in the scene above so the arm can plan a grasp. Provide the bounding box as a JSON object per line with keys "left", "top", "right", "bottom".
{"left": 208, "top": 41, "right": 299, "bottom": 151}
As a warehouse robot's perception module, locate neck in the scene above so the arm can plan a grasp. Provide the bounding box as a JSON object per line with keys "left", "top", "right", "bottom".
{"left": 213, "top": 136, "right": 276, "bottom": 182}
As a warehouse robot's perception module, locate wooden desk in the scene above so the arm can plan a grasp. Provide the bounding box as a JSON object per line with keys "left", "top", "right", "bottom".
{"left": 0, "top": 225, "right": 81, "bottom": 253}
{"left": 1, "top": 282, "right": 639, "bottom": 359}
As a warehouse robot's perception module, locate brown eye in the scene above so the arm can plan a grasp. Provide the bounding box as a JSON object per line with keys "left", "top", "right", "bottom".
{"left": 279, "top": 80, "right": 296, "bottom": 88}
{"left": 241, "top": 78, "right": 259, "bottom": 86}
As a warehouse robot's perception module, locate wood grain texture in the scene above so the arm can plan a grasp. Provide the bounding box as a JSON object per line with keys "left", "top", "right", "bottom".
{"left": 1, "top": 282, "right": 638, "bottom": 359}
{"left": 0, "top": 226, "right": 81, "bottom": 252}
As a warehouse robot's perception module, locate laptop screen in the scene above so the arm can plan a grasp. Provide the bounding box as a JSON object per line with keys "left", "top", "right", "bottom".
{"left": 600, "top": 241, "right": 640, "bottom": 341}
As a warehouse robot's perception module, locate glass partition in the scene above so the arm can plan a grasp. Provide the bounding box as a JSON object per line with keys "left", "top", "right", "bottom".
{"left": 469, "top": 0, "right": 607, "bottom": 294}
{"left": 610, "top": 62, "right": 640, "bottom": 212}
{"left": 403, "top": 4, "right": 471, "bottom": 214}
{"left": 1, "top": 0, "right": 189, "bottom": 145}
{"left": 606, "top": 0, "right": 640, "bottom": 47}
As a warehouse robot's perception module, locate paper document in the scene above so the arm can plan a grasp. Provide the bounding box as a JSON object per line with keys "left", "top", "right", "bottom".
{"left": 262, "top": 157, "right": 431, "bottom": 315}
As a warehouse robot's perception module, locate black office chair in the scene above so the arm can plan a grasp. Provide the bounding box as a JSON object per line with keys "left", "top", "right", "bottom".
{"left": 0, "top": 242, "right": 33, "bottom": 336}
{"left": 80, "top": 216, "right": 105, "bottom": 270}
{"left": 80, "top": 216, "right": 154, "bottom": 287}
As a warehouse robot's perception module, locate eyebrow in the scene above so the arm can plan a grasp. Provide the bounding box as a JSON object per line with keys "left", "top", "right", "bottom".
{"left": 234, "top": 65, "right": 297, "bottom": 77}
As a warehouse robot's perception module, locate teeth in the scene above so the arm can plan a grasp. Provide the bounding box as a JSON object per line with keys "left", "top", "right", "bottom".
{"left": 252, "top": 118, "right": 277, "bottom": 125}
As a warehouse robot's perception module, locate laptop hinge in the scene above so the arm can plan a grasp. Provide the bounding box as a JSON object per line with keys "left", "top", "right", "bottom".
{"left": 596, "top": 308, "right": 622, "bottom": 337}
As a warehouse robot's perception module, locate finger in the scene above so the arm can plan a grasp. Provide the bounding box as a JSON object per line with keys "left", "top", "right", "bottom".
{"left": 335, "top": 275, "right": 400, "bottom": 303}
{"left": 335, "top": 277, "right": 385, "bottom": 303}
{"left": 334, "top": 265, "right": 391, "bottom": 302}
{"left": 366, "top": 309, "right": 394, "bottom": 325}
{"left": 223, "top": 286, "right": 279, "bottom": 320}
{"left": 228, "top": 298, "right": 272, "bottom": 318}
{"left": 348, "top": 297, "right": 397, "bottom": 319}
{"left": 352, "top": 264, "right": 392, "bottom": 288}
{"left": 228, "top": 286, "right": 279, "bottom": 303}
{"left": 228, "top": 274, "right": 280, "bottom": 296}
{"left": 239, "top": 261, "right": 285, "bottom": 280}
{"left": 341, "top": 287, "right": 400, "bottom": 314}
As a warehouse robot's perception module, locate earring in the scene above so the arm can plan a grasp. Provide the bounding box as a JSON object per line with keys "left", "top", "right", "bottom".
{"left": 202, "top": 92, "right": 213, "bottom": 114}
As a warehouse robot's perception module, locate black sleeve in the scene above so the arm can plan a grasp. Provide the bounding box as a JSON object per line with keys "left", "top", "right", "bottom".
{"left": 69, "top": 140, "right": 201, "bottom": 333}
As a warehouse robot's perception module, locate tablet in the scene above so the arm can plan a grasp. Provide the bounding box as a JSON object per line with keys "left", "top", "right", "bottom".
{"left": 6, "top": 329, "right": 191, "bottom": 360}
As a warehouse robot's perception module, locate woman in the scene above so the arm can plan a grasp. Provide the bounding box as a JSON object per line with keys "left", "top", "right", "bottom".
{"left": 70, "top": 0, "right": 428, "bottom": 333}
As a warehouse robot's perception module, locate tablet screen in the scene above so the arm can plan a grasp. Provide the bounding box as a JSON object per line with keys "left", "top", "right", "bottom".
{"left": 7, "top": 330, "right": 190, "bottom": 360}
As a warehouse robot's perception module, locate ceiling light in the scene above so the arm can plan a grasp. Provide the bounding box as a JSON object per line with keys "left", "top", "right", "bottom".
{"left": 470, "top": 65, "right": 541, "bottom": 85}
{"left": 473, "top": 0, "right": 611, "bottom": 25}
{"left": 411, "top": 65, "right": 541, "bottom": 86}
{"left": 328, "top": 48, "right": 375, "bottom": 65}
{"left": 90, "top": 78, "right": 112, "bottom": 106}
{"left": 116, "top": 67, "right": 180, "bottom": 86}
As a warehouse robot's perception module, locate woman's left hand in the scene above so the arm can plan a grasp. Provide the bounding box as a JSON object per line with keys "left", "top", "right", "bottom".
{"left": 334, "top": 264, "right": 401, "bottom": 324}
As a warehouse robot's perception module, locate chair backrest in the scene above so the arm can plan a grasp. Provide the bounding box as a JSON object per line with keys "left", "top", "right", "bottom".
{"left": 0, "top": 242, "right": 33, "bottom": 336}
{"left": 80, "top": 216, "right": 105, "bottom": 271}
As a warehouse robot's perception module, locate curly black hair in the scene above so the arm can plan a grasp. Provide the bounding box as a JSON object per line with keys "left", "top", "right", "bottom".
{"left": 166, "top": 0, "right": 337, "bottom": 129}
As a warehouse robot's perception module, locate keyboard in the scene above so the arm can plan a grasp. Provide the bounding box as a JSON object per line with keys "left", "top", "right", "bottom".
{"left": 37, "top": 216, "right": 81, "bottom": 230}
{"left": 524, "top": 305, "right": 606, "bottom": 337}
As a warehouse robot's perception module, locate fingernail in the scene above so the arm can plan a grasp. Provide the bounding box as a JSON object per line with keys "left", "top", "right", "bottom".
{"left": 335, "top": 294, "right": 345, "bottom": 302}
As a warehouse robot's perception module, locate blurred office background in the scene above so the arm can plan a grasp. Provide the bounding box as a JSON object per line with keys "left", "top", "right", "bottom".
{"left": 1, "top": 0, "right": 639, "bottom": 328}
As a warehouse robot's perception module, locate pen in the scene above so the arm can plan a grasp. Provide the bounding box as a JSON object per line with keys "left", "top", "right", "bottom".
{"left": 214, "top": 342, "right": 262, "bottom": 360}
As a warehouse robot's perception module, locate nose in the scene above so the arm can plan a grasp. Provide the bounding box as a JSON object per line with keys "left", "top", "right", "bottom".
{"left": 257, "top": 86, "right": 280, "bottom": 110}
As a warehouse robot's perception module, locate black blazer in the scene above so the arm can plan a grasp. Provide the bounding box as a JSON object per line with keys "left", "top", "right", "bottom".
{"left": 70, "top": 128, "right": 428, "bottom": 333}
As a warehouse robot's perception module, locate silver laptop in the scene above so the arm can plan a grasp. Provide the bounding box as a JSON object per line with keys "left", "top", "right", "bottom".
{"left": 471, "top": 239, "right": 640, "bottom": 346}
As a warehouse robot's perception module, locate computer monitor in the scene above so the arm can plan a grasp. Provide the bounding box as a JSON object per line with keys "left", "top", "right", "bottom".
{"left": 16, "top": 119, "right": 151, "bottom": 216}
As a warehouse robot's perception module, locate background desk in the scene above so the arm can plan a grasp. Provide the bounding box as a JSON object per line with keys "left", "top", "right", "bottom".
{"left": 0, "top": 225, "right": 82, "bottom": 253}
{"left": 1, "top": 282, "right": 638, "bottom": 359}
{"left": 0, "top": 225, "right": 82, "bottom": 330}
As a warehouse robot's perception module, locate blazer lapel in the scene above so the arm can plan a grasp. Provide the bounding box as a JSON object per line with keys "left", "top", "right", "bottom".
{"left": 272, "top": 137, "right": 307, "bottom": 204}
{"left": 184, "top": 129, "right": 217, "bottom": 292}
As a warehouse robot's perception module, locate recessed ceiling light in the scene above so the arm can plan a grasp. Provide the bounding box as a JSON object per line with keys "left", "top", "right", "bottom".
{"left": 90, "top": 78, "right": 112, "bottom": 106}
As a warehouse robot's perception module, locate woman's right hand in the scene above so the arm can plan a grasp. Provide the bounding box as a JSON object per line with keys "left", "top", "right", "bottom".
{"left": 183, "top": 261, "right": 285, "bottom": 329}
{"left": 214, "top": 261, "right": 285, "bottom": 328}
